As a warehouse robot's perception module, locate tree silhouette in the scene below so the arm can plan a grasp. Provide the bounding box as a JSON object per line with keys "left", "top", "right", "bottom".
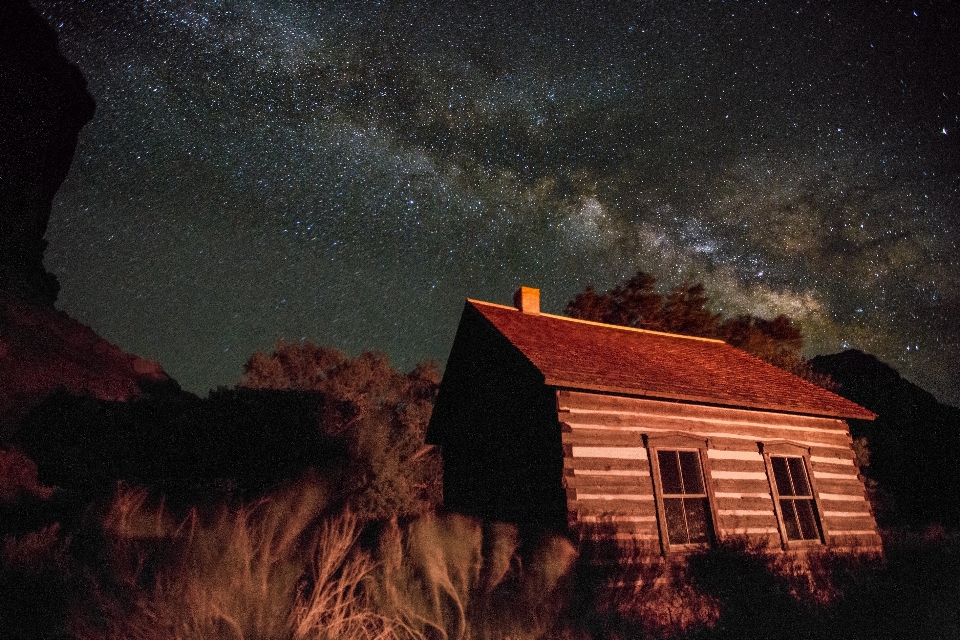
{"left": 566, "top": 271, "right": 836, "bottom": 389}
{"left": 240, "top": 342, "right": 442, "bottom": 519}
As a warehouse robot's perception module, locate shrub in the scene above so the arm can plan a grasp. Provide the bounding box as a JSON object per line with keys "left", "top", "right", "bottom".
{"left": 1, "top": 522, "right": 73, "bottom": 640}
{"left": 571, "top": 531, "right": 719, "bottom": 639}
{"left": 0, "top": 446, "right": 54, "bottom": 504}
{"left": 240, "top": 343, "right": 443, "bottom": 519}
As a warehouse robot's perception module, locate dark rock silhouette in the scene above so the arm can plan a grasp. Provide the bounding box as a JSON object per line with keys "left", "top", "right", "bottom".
{"left": 811, "top": 350, "right": 960, "bottom": 527}
{"left": 0, "top": 1, "right": 175, "bottom": 429}
{"left": 0, "top": 297, "right": 175, "bottom": 434}
{"left": 1, "top": 0, "right": 95, "bottom": 304}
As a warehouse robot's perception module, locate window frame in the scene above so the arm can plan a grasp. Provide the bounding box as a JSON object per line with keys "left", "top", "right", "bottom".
{"left": 645, "top": 433, "right": 719, "bottom": 554}
{"left": 760, "top": 441, "right": 825, "bottom": 549}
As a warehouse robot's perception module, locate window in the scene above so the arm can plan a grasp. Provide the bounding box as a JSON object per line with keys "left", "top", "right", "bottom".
{"left": 646, "top": 433, "right": 716, "bottom": 551}
{"left": 657, "top": 450, "right": 713, "bottom": 545}
{"left": 770, "top": 456, "right": 821, "bottom": 541}
{"left": 761, "top": 442, "right": 823, "bottom": 546}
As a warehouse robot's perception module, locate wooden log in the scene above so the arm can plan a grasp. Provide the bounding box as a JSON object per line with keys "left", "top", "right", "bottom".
{"left": 711, "top": 470, "right": 769, "bottom": 481}
{"left": 560, "top": 408, "right": 800, "bottom": 436}
{"left": 806, "top": 444, "right": 858, "bottom": 458}
{"left": 573, "top": 519, "right": 659, "bottom": 535}
{"left": 817, "top": 492, "right": 869, "bottom": 504}
{"left": 557, "top": 391, "right": 850, "bottom": 432}
{"left": 821, "top": 515, "right": 879, "bottom": 533}
{"left": 576, "top": 513, "right": 658, "bottom": 524}
{"left": 714, "top": 491, "right": 774, "bottom": 500}
{"left": 810, "top": 455, "right": 857, "bottom": 467}
{"left": 707, "top": 457, "right": 769, "bottom": 474}
{"left": 713, "top": 497, "right": 778, "bottom": 513}
{"left": 572, "top": 502, "right": 659, "bottom": 518}
{"left": 707, "top": 449, "right": 765, "bottom": 461}
{"left": 563, "top": 412, "right": 850, "bottom": 439}
{"left": 561, "top": 429, "right": 645, "bottom": 447}
{"left": 814, "top": 478, "right": 868, "bottom": 497}
{"left": 565, "top": 444, "right": 648, "bottom": 460}
{"left": 569, "top": 468, "right": 650, "bottom": 478}
{"left": 717, "top": 509, "right": 779, "bottom": 518}
{"left": 565, "top": 476, "right": 653, "bottom": 491}
{"left": 568, "top": 483, "right": 655, "bottom": 495}
{"left": 713, "top": 478, "right": 773, "bottom": 495}
{"left": 810, "top": 463, "right": 860, "bottom": 481}
{"left": 718, "top": 532, "right": 782, "bottom": 546}
{"left": 718, "top": 524, "right": 780, "bottom": 537}
{"left": 564, "top": 457, "right": 651, "bottom": 472}
{"left": 826, "top": 532, "right": 883, "bottom": 548}
{"left": 562, "top": 418, "right": 854, "bottom": 451}
{"left": 569, "top": 497, "right": 658, "bottom": 512}
{"left": 821, "top": 505, "right": 874, "bottom": 518}
{"left": 715, "top": 512, "right": 780, "bottom": 528}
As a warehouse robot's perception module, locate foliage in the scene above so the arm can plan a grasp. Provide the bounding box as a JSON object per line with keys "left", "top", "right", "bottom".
{"left": 683, "top": 539, "right": 821, "bottom": 639}
{"left": 240, "top": 342, "right": 442, "bottom": 520}
{"left": 371, "top": 514, "right": 577, "bottom": 640}
{"left": 566, "top": 270, "right": 836, "bottom": 389}
{"left": 0, "top": 446, "right": 72, "bottom": 640}
{"left": 568, "top": 533, "right": 960, "bottom": 640}
{"left": 571, "top": 530, "right": 720, "bottom": 638}
{"left": 0, "top": 446, "right": 54, "bottom": 504}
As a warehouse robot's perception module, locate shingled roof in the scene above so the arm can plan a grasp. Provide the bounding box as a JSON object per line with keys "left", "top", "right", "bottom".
{"left": 468, "top": 298, "right": 876, "bottom": 421}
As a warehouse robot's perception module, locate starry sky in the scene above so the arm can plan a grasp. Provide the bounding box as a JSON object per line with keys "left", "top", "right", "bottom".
{"left": 32, "top": 1, "right": 960, "bottom": 404}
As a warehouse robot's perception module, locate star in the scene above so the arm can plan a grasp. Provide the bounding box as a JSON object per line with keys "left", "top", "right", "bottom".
{"left": 30, "top": 0, "right": 960, "bottom": 405}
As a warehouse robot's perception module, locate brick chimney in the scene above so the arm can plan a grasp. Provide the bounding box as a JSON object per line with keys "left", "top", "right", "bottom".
{"left": 513, "top": 286, "right": 540, "bottom": 314}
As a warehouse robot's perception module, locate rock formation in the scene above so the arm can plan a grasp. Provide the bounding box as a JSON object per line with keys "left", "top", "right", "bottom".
{"left": 1, "top": 0, "right": 95, "bottom": 304}
{"left": 0, "top": 0, "right": 175, "bottom": 431}
{"left": 811, "top": 350, "right": 960, "bottom": 527}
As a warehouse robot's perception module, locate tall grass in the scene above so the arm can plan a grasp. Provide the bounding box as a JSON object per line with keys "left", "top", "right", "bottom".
{"left": 54, "top": 477, "right": 960, "bottom": 640}
{"left": 73, "top": 476, "right": 394, "bottom": 640}
{"left": 71, "top": 477, "right": 577, "bottom": 640}
{"left": 372, "top": 516, "right": 577, "bottom": 640}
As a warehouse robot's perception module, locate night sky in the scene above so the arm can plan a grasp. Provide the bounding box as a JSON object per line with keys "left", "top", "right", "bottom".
{"left": 31, "top": 1, "right": 960, "bottom": 404}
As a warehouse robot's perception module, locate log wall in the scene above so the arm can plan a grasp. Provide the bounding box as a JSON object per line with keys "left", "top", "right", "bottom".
{"left": 559, "top": 390, "right": 882, "bottom": 553}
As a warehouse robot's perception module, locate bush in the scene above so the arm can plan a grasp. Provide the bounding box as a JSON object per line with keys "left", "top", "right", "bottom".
{"left": 240, "top": 343, "right": 443, "bottom": 519}
{"left": 0, "top": 446, "right": 54, "bottom": 504}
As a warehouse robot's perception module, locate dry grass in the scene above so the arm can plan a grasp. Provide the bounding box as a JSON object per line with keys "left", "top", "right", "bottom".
{"left": 12, "top": 483, "right": 958, "bottom": 640}
{"left": 73, "top": 477, "right": 936, "bottom": 640}
{"left": 71, "top": 478, "right": 578, "bottom": 640}
{"left": 73, "top": 476, "right": 394, "bottom": 640}
{"left": 372, "top": 515, "right": 577, "bottom": 640}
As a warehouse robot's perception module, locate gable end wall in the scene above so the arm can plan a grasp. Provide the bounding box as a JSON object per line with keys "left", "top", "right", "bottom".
{"left": 428, "top": 303, "right": 567, "bottom": 534}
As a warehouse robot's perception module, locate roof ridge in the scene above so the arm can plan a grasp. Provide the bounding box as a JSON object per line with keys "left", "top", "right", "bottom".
{"left": 467, "top": 298, "right": 725, "bottom": 343}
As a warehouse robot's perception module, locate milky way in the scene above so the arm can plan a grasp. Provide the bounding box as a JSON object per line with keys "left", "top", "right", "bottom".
{"left": 32, "top": 1, "right": 960, "bottom": 404}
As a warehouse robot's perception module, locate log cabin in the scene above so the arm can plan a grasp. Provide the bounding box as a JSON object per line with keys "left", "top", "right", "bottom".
{"left": 427, "top": 287, "right": 882, "bottom": 555}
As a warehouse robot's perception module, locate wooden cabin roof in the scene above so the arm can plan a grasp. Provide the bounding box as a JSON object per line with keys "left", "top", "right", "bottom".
{"left": 467, "top": 299, "right": 876, "bottom": 421}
